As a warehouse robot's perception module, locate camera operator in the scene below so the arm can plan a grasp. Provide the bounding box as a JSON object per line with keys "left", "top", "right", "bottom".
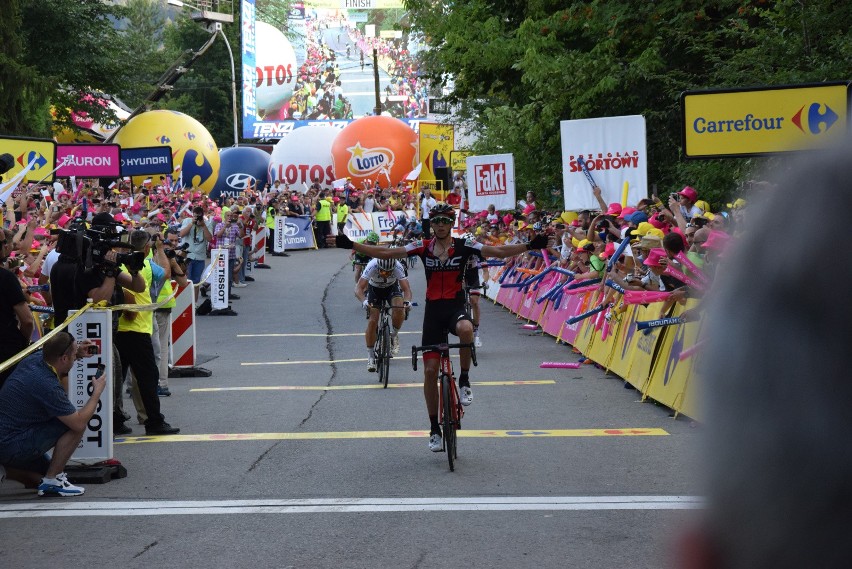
{"left": 0, "top": 228, "right": 34, "bottom": 389}
{"left": 179, "top": 205, "right": 214, "bottom": 285}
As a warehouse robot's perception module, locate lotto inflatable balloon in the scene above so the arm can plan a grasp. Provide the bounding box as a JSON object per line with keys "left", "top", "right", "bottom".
{"left": 210, "top": 146, "right": 271, "bottom": 200}
{"left": 255, "top": 21, "right": 298, "bottom": 114}
{"left": 112, "top": 110, "right": 220, "bottom": 193}
{"left": 331, "top": 116, "right": 418, "bottom": 187}
{"left": 268, "top": 125, "right": 339, "bottom": 188}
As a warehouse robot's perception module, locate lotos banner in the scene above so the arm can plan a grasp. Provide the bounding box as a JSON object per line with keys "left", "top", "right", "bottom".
{"left": 560, "top": 115, "right": 647, "bottom": 211}
{"left": 466, "top": 153, "right": 516, "bottom": 212}
{"left": 56, "top": 144, "right": 121, "bottom": 178}
{"left": 281, "top": 215, "right": 316, "bottom": 250}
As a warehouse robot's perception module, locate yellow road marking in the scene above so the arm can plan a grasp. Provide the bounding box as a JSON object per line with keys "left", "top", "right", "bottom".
{"left": 115, "top": 428, "right": 669, "bottom": 445}
{"left": 238, "top": 332, "right": 421, "bottom": 338}
{"left": 191, "top": 380, "right": 556, "bottom": 392}
{"left": 241, "top": 355, "right": 458, "bottom": 366}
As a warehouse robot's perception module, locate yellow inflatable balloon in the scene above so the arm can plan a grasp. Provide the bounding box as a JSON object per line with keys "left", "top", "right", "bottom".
{"left": 112, "top": 110, "right": 220, "bottom": 193}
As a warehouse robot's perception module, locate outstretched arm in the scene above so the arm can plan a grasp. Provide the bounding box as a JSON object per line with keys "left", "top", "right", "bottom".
{"left": 480, "top": 234, "right": 548, "bottom": 259}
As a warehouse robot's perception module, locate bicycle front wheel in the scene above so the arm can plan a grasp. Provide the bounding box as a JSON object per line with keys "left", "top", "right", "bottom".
{"left": 442, "top": 374, "right": 456, "bottom": 471}
{"left": 381, "top": 323, "right": 390, "bottom": 388}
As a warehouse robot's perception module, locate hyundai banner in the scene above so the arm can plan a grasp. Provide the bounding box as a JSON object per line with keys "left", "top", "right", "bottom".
{"left": 56, "top": 144, "right": 121, "bottom": 178}
{"left": 281, "top": 216, "right": 316, "bottom": 250}
{"left": 69, "top": 309, "right": 113, "bottom": 463}
{"left": 119, "top": 146, "right": 174, "bottom": 177}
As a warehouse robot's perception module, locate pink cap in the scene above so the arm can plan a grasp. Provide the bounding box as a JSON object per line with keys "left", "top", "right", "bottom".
{"left": 34, "top": 227, "right": 49, "bottom": 237}
{"left": 156, "top": 213, "right": 165, "bottom": 221}
{"left": 644, "top": 248, "right": 668, "bottom": 267}
{"left": 57, "top": 214, "right": 71, "bottom": 228}
{"left": 130, "top": 203, "right": 142, "bottom": 213}
{"left": 679, "top": 186, "right": 698, "bottom": 202}
{"left": 114, "top": 213, "right": 126, "bottom": 222}
{"left": 522, "top": 204, "right": 536, "bottom": 215}
{"left": 618, "top": 207, "right": 636, "bottom": 220}
{"left": 600, "top": 241, "right": 616, "bottom": 259}
{"left": 605, "top": 203, "right": 622, "bottom": 216}
{"left": 648, "top": 214, "right": 668, "bottom": 231}
{"left": 703, "top": 230, "right": 731, "bottom": 252}
{"left": 502, "top": 214, "right": 514, "bottom": 225}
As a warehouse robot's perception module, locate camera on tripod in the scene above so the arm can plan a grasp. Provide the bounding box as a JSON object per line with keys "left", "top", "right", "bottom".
{"left": 53, "top": 224, "right": 146, "bottom": 273}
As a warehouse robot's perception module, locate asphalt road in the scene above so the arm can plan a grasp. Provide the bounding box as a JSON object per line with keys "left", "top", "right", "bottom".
{"left": 0, "top": 248, "right": 701, "bottom": 568}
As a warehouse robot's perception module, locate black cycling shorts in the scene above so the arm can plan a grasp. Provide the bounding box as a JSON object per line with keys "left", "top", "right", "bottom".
{"left": 464, "top": 267, "right": 481, "bottom": 295}
{"left": 421, "top": 299, "right": 471, "bottom": 359}
{"left": 367, "top": 283, "right": 403, "bottom": 306}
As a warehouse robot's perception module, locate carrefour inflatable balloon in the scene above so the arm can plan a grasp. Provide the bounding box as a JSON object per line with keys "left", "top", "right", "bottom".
{"left": 112, "top": 110, "right": 220, "bottom": 193}
{"left": 255, "top": 21, "right": 298, "bottom": 115}
{"left": 268, "top": 125, "right": 339, "bottom": 188}
{"left": 210, "top": 146, "right": 271, "bottom": 200}
{"left": 331, "top": 116, "right": 418, "bottom": 188}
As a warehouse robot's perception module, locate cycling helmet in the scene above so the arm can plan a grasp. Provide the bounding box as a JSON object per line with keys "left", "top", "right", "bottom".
{"left": 429, "top": 202, "right": 456, "bottom": 220}
{"left": 377, "top": 258, "right": 396, "bottom": 271}
{"left": 365, "top": 231, "right": 380, "bottom": 244}
{"left": 461, "top": 232, "right": 475, "bottom": 241}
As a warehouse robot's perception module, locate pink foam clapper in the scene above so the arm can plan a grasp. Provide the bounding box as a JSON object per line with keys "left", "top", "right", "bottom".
{"left": 623, "top": 291, "right": 671, "bottom": 305}
{"left": 678, "top": 338, "right": 707, "bottom": 362}
{"left": 539, "top": 362, "right": 582, "bottom": 369}
{"left": 663, "top": 266, "right": 706, "bottom": 291}
{"left": 674, "top": 252, "right": 709, "bottom": 285}
{"left": 521, "top": 324, "right": 539, "bottom": 330}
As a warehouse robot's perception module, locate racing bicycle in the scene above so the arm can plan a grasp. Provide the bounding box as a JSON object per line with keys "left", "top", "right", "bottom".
{"left": 411, "top": 340, "right": 477, "bottom": 471}
{"left": 375, "top": 301, "right": 410, "bottom": 388}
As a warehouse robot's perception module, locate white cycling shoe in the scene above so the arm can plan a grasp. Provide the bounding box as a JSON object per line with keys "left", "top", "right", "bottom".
{"left": 460, "top": 386, "right": 473, "bottom": 406}
{"left": 429, "top": 433, "right": 443, "bottom": 452}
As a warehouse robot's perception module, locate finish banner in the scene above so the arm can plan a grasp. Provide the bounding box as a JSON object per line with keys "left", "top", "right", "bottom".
{"left": 69, "top": 309, "right": 113, "bottom": 463}
{"left": 560, "top": 115, "right": 647, "bottom": 212}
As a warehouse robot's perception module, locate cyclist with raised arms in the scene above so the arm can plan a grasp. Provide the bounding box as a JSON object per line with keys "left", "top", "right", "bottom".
{"left": 337, "top": 202, "right": 548, "bottom": 452}
{"left": 355, "top": 257, "right": 412, "bottom": 372}
{"left": 351, "top": 231, "right": 380, "bottom": 282}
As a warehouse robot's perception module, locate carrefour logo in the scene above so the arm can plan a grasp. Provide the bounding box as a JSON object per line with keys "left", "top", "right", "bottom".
{"left": 791, "top": 102, "right": 839, "bottom": 135}
{"left": 345, "top": 142, "right": 394, "bottom": 177}
{"left": 226, "top": 173, "right": 257, "bottom": 191}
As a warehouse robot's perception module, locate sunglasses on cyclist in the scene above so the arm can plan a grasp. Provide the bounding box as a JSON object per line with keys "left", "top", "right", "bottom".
{"left": 431, "top": 216, "right": 454, "bottom": 225}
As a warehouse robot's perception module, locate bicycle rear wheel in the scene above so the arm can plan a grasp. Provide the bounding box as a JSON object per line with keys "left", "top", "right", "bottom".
{"left": 377, "top": 322, "right": 387, "bottom": 385}
{"left": 442, "top": 374, "right": 456, "bottom": 471}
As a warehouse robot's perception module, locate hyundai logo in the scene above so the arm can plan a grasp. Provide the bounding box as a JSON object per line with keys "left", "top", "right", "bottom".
{"left": 283, "top": 223, "right": 299, "bottom": 237}
{"left": 226, "top": 173, "right": 257, "bottom": 190}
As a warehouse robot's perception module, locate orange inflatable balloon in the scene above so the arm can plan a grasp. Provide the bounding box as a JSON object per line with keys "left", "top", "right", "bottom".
{"left": 331, "top": 116, "right": 418, "bottom": 187}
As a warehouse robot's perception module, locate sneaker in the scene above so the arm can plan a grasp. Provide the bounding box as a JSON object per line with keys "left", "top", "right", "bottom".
{"left": 474, "top": 332, "right": 482, "bottom": 348}
{"left": 391, "top": 335, "right": 400, "bottom": 355}
{"left": 460, "top": 385, "right": 473, "bottom": 406}
{"left": 245, "top": 276, "right": 255, "bottom": 282}
{"left": 367, "top": 355, "right": 377, "bottom": 372}
{"left": 157, "top": 386, "right": 171, "bottom": 397}
{"left": 38, "top": 473, "right": 85, "bottom": 497}
{"left": 228, "top": 293, "right": 241, "bottom": 300}
{"left": 232, "top": 282, "right": 248, "bottom": 288}
{"left": 145, "top": 422, "right": 181, "bottom": 436}
{"left": 114, "top": 422, "right": 132, "bottom": 435}
{"left": 429, "top": 433, "right": 443, "bottom": 452}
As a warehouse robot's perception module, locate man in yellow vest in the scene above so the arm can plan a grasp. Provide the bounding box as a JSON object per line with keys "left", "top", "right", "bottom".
{"left": 314, "top": 190, "right": 332, "bottom": 249}
{"left": 335, "top": 196, "right": 349, "bottom": 235}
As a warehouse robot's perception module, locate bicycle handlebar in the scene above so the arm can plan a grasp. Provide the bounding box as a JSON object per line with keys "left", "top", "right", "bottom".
{"left": 411, "top": 342, "right": 477, "bottom": 371}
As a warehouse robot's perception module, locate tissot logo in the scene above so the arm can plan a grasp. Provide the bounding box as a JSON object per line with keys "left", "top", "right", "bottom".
{"left": 226, "top": 173, "right": 257, "bottom": 190}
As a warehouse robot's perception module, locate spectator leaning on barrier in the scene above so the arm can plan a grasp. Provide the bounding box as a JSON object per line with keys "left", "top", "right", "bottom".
{"left": 0, "top": 228, "right": 34, "bottom": 389}
{"left": 314, "top": 191, "right": 333, "bottom": 248}
{"left": 0, "top": 333, "right": 104, "bottom": 496}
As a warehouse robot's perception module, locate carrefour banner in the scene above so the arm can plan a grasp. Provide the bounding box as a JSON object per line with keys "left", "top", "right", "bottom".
{"left": 560, "top": 115, "right": 647, "bottom": 212}
{"left": 56, "top": 144, "right": 121, "bottom": 178}
{"left": 681, "top": 82, "right": 850, "bottom": 158}
{"left": 0, "top": 136, "right": 56, "bottom": 183}
{"left": 282, "top": 215, "right": 316, "bottom": 250}
{"left": 419, "top": 122, "right": 454, "bottom": 184}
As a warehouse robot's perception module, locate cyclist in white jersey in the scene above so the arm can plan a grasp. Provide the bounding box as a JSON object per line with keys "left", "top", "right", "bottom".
{"left": 355, "top": 257, "right": 412, "bottom": 371}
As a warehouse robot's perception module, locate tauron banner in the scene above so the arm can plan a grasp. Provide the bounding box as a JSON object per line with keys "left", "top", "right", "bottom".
{"left": 69, "top": 309, "right": 113, "bottom": 463}
{"left": 56, "top": 144, "right": 121, "bottom": 178}
{"left": 560, "top": 115, "right": 647, "bottom": 212}
{"left": 282, "top": 215, "right": 316, "bottom": 250}
{"left": 119, "top": 146, "right": 174, "bottom": 177}
{"left": 466, "top": 153, "right": 516, "bottom": 212}
{"left": 210, "top": 249, "right": 230, "bottom": 310}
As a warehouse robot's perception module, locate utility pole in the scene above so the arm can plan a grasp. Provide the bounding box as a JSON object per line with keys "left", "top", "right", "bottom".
{"left": 372, "top": 48, "right": 382, "bottom": 116}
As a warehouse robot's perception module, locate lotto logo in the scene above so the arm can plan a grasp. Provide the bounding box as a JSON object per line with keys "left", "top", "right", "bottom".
{"left": 473, "top": 163, "right": 507, "bottom": 196}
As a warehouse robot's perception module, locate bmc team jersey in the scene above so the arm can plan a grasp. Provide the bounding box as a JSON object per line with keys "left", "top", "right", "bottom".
{"left": 361, "top": 259, "right": 407, "bottom": 288}
{"left": 405, "top": 237, "right": 484, "bottom": 301}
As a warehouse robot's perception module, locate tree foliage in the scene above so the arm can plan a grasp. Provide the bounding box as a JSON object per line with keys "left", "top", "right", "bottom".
{"left": 406, "top": 0, "right": 852, "bottom": 207}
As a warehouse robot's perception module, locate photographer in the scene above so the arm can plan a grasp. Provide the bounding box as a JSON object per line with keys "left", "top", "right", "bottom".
{"left": 179, "top": 206, "right": 213, "bottom": 285}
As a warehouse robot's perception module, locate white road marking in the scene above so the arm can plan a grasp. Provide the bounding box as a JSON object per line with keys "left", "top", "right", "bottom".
{"left": 0, "top": 496, "right": 702, "bottom": 518}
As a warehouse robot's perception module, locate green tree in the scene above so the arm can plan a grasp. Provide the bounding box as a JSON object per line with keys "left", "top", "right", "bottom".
{"left": 406, "top": 0, "right": 852, "bottom": 208}
{"left": 120, "top": 0, "right": 172, "bottom": 108}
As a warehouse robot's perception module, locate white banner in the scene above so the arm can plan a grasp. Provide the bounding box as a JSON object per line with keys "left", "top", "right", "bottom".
{"left": 466, "top": 154, "right": 516, "bottom": 212}
{"left": 210, "top": 249, "right": 229, "bottom": 310}
{"left": 69, "top": 309, "right": 113, "bottom": 463}
{"left": 273, "top": 216, "right": 287, "bottom": 253}
{"left": 560, "top": 115, "right": 647, "bottom": 211}
{"left": 343, "top": 212, "right": 375, "bottom": 241}
{"left": 371, "top": 210, "right": 400, "bottom": 242}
